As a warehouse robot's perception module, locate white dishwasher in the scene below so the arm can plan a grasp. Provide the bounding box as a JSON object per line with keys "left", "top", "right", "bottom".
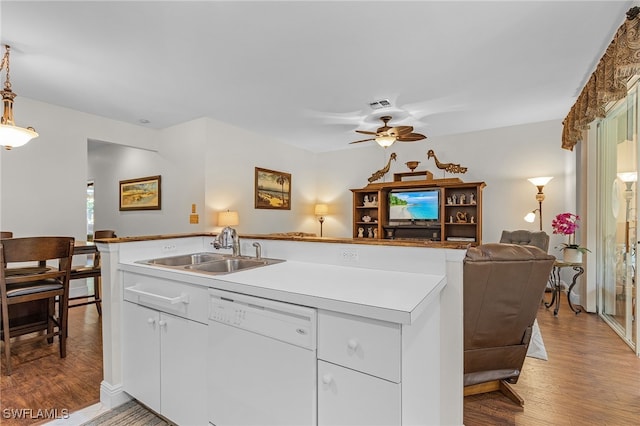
{"left": 207, "top": 288, "right": 317, "bottom": 426}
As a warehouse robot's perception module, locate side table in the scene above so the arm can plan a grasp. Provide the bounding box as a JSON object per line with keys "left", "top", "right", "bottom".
{"left": 545, "top": 260, "right": 584, "bottom": 316}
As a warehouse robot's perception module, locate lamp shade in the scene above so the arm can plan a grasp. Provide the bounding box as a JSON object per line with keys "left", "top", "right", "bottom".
{"left": 617, "top": 171, "right": 638, "bottom": 183}
{"left": 524, "top": 212, "right": 536, "bottom": 223}
{"left": 314, "top": 203, "right": 329, "bottom": 216}
{"left": 527, "top": 176, "right": 553, "bottom": 187}
{"left": 218, "top": 210, "right": 239, "bottom": 227}
{"left": 0, "top": 124, "right": 38, "bottom": 149}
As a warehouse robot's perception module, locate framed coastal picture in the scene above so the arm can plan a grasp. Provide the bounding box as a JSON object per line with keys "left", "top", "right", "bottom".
{"left": 119, "top": 175, "right": 162, "bottom": 211}
{"left": 255, "top": 167, "right": 291, "bottom": 210}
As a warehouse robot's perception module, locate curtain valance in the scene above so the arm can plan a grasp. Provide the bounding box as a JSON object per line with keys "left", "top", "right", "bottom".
{"left": 562, "top": 7, "right": 640, "bottom": 150}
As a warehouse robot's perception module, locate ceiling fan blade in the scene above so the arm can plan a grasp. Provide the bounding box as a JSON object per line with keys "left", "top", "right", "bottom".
{"left": 397, "top": 133, "right": 427, "bottom": 142}
{"left": 387, "top": 126, "right": 413, "bottom": 136}
{"left": 376, "top": 125, "right": 392, "bottom": 133}
{"left": 355, "top": 130, "right": 378, "bottom": 135}
{"left": 349, "top": 138, "right": 376, "bottom": 144}
{"left": 397, "top": 126, "right": 414, "bottom": 135}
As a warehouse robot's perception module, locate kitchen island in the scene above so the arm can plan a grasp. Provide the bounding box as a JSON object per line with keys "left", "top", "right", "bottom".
{"left": 96, "top": 234, "right": 465, "bottom": 425}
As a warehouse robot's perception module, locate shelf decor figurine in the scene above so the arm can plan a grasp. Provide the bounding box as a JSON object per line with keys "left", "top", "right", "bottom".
{"left": 552, "top": 212, "right": 590, "bottom": 263}
{"left": 427, "top": 150, "right": 468, "bottom": 174}
{"left": 368, "top": 152, "right": 397, "bottom": 183}
{"left": 405, "top": 161, "right": 420, "bottom": 171}
{"left": 363, "top": 195, "right": 377, "bottom": 207}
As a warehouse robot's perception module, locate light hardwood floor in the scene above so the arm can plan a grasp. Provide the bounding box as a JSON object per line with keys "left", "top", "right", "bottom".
{"left": 465, "top": 296, "right": 640, "bottom": 425}
{"left": 1, "top": 296, "right": 639, "bottom": 425}
{"left": 0, "top": 304, "right": 102, "bottom": 426}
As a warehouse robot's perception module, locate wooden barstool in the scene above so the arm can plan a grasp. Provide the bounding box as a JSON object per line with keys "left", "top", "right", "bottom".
{"left": 68, "top": 230, "right": 116, "bottom": 315}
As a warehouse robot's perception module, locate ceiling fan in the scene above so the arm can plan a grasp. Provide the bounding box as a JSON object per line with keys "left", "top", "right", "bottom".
{"left": 350, "top": 116, "right": 426, "bottom": 147}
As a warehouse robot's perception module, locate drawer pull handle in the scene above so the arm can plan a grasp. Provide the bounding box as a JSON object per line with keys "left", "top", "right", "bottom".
{"left": 158, "top": 320, "right": 167, "bottom": 327}
{"left": 347, "top": 338, "right": 359, "bottom": 350}
{"left": 126, "top": 285, "right": 190, "bottom": 305}
{"left": 147, "top": 318, "right": 156, "bottom": 325}
{"left": 322, "top": 374, "right": 333, "bottom": 385}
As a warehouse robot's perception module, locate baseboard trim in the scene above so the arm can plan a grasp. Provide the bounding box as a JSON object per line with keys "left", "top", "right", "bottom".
{"left": 99, "top": 381, "right": 131, "bottom": 409}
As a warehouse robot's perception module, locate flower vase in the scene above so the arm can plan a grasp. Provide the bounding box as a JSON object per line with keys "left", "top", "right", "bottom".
{"left": 563, "top": 247, "right": 582, "bottom": 263}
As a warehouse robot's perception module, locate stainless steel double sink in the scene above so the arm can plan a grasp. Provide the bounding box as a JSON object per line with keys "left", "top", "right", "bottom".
{"left": 136, "top": 252, "right": 284, "bottom": 275}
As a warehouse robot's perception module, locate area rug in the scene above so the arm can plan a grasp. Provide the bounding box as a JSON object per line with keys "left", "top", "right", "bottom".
{"left": 80, "top": 400, "right": 172, "bottom": 426}
{"left": 526, "top": 318, "right": 548, "bottom": 361}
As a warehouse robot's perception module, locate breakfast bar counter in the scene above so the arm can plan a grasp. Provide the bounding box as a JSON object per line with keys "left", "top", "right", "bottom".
{"left": 96, "top": 233, "right": 466, "bottom": 425}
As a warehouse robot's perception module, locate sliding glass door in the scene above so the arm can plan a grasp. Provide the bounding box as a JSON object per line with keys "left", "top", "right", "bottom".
{"left": 597, "top": 82, "right": 638, "bottom": 353}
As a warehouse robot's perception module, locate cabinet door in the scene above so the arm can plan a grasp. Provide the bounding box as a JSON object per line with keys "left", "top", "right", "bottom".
{"left": 160, "top": 313, "right": 208, "bottom": 426}
{"left": 122, "top": 302, "right": 161, "bottom": 412}
{"left": 318, "top": 360, "right": 400, "bottom": 426}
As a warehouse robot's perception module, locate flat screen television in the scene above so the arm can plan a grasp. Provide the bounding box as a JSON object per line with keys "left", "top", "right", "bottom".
{"left": 388, "top": 189, "right": 440, "bottom": 222}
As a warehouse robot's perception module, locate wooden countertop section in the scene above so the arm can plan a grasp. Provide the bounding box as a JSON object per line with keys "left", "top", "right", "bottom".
{"left": 95, "top": 232, "right": 470, "bottom": 249}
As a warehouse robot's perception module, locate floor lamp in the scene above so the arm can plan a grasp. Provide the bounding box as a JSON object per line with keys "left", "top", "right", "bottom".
{"left": 524, "top": 176, "right": 553, "bottom": 230}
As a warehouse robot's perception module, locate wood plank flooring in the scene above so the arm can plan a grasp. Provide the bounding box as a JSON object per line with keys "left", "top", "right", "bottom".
{"left": 0, "top": 305, "right": 102, "bottom": 426}
{"left": 1, "top": 296, "right": 639, "bottom": 426}
{"left": 464, "top": 297, "right": 640, "bottom": 425}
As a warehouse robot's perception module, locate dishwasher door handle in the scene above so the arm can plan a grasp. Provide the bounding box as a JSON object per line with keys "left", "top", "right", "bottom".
{"left": 126, "top": 285, "right": 191, "bottom": 305}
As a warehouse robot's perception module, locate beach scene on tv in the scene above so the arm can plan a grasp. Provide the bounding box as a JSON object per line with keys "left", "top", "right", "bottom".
{"left": 389, "top": 191, "right": 439, "bottom": 220}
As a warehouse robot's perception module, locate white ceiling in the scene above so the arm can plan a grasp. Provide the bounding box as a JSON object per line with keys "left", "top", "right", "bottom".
{"left": 0, "top": 1, "right": 633, "bottom": 152}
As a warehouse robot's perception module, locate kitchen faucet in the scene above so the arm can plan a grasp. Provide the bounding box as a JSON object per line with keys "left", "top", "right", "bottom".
{"left": 212, "top": 226, "right": 241, "bottom": 256}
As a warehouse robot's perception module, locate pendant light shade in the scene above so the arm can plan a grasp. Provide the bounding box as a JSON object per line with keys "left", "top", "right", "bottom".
{"left": 0, "top": 45, "right": 38, "bottom": 150}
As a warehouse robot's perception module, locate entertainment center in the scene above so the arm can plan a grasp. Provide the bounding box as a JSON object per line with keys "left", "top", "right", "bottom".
{"left": 351, "top": 174, "right": 485, "bottom": 244}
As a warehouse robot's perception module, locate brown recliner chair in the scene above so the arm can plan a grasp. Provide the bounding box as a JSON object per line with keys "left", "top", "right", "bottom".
{"left": 499, "top": 229, "right": 550, "bottom": 252}
{"left": 463, "top": 243, "right": 555, "bottom": 405}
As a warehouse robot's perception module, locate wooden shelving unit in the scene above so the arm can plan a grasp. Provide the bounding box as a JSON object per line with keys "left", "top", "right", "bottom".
{"left": 351, "top": 176, "right": 485, "bottom": 244}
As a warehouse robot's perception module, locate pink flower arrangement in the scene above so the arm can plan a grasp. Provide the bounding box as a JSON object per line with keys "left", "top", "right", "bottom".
{"left": 551, "top": 212, "right": 580, "bottom": 236}
{"left": 552, "top": 212, "right": 590, "bottom": 253}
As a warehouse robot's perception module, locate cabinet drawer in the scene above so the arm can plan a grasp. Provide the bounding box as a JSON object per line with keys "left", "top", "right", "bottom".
{"left": 123, "top": 272, "right": 208, "bottom": 324}
{"left": 318, "top": 310, "right": 400, "bottom": 382}
{"left": 318, "top": 360, "right": 400, "bottom": 426}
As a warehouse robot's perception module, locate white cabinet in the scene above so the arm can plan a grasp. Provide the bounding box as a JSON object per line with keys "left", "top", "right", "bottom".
{"left": 318, "top": 360, "right": 400, "bottom": 426}
{"left": 317, "top": 308, "right": 441, "bottom": 426}
{"left": 317, "top": 310, "right": 401, "bottom": 426}
{"left": 122, "top": 272, "right": 207, "bottom": 426}
{"left": 122, "top": 302, "right": 160, "bottom": 411}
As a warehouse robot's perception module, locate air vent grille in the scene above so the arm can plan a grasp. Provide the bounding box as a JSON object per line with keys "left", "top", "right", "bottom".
{"left": 368, "top": 99, "right": 392, "bottom": 110}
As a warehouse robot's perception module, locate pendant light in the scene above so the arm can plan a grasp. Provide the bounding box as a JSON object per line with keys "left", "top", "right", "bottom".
{"left": 0, "top": 45, "right": 38, "bottom": 150}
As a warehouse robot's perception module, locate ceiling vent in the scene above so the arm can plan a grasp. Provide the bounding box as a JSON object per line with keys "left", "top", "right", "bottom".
{"left": 368, "top": 99, "right": 392, "bottom": 110}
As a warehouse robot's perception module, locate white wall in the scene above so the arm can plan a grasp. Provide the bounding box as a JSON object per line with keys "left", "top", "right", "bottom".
{"left": 202, "top": 117, "right": 319, "bottom": 235}
{"left": 89, "top": 118, "right": 207, "bottom": 236}
{"left": 316, "top": 119, "right": 575, "bottom": 251}
{"left": 0, "top": 98, "right": 157, "bottom": 240}
{"left": 1, "top": 98, "right": 577, "bottom": 251}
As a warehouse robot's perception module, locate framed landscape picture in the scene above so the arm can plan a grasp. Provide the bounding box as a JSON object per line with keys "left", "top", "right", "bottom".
{"left": 255, "top": 167, "right": 291, "bottom": 210}
{"left": 119, "top": 175, "right": 162, "bottom": 211}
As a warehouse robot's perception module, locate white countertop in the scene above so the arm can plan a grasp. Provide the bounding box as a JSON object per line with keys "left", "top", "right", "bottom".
{"left": 121, "top": 259, "right": 446, "bottom": 324}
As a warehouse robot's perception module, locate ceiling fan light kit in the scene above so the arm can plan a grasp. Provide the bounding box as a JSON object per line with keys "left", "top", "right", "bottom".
{"left": 375, "top": 134, "right": 396, "bottom": 147}
{"left": 350, "top": 115, "right": 425, "bottom": 148}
